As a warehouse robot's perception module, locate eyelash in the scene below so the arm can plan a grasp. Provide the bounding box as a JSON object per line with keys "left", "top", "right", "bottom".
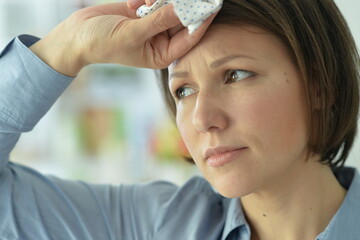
{"left": 173, "top": 69, "right": 255, "bottom": 101}
{"left": 225, "top": 69, "right": 254, "bottom": 84}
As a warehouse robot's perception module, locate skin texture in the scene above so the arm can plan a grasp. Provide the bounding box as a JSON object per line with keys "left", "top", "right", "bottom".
{"left": 169, "top": 25, "right": 346, "bottom": 240}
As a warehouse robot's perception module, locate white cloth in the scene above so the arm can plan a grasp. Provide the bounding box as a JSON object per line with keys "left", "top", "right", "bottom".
{"left": 136, "top": 0, "right": 223, "bottom": 34}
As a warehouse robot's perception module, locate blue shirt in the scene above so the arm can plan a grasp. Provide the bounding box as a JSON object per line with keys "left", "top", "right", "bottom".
{"left": 0, "top": 35, "right": 359, "bottom": 240}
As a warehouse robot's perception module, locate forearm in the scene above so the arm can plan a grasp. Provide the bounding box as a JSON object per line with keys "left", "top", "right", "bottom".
{"left": 0, "top": 36, "right": 74, "bottom": 168}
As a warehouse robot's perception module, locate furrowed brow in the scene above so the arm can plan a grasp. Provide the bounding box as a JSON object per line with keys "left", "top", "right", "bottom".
{"left": 210, "top": 54, "right": 255, "bottom": 69}
{"left": 169, "top": 54, "right": 255, "bottom": 79}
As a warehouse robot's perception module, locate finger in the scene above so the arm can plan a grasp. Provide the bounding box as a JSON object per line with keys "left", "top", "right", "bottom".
{"left": 145, "top": 0, "right": 156, "bottom": 6}
{"left": 137, "top": 3, "right": 181, "bottom": 39}
{"left": 127, "top": 0, "right": 145, "bottom": 9}
{"left": 81, "top": 2, "right": 138, "bottom": 19}
{"left": 166, "top": 12, "right": 217, "bottom": 62}
{"left": 168, "top": 23, "right": 185, "bottom": 38}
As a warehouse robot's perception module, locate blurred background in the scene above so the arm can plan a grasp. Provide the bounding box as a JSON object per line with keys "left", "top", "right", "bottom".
{"left": 0, "top": 0, "right": 359, "bottom": 185}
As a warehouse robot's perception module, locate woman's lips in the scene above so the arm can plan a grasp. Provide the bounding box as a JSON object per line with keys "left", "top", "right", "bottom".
{"left": 205, "top": 147, "right": 247, "bottom": 167}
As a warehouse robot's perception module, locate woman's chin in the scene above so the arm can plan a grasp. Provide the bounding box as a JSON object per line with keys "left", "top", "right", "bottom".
{"left": 208, "top": 175, "right": 256, "bottom": 199}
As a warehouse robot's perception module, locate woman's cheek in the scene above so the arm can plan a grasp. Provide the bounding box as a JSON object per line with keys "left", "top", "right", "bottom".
{"left": 244, "top": 84, "right": 307, "bottom": 156}
{"left": 176, "top": 104, "right": 198, "bottom": 158}
{"left": 231, "top": 87, "right": 289, "bottom": 151}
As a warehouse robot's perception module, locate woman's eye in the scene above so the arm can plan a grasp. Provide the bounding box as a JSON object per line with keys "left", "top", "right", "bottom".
{"left": 175, "top": 86, "right": 197, "bottom": 100}
{"left": 225, "top": 69, "right": 254, "bottom": 83}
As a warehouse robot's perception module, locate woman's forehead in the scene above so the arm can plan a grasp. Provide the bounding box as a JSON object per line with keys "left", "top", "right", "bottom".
{"left": 170, "top": 24, "right": 284, "bottom": 70}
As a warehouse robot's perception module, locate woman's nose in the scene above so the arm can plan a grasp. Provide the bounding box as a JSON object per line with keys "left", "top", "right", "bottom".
{"left": 192, "top": 91, "right": 229, "bottom": 133}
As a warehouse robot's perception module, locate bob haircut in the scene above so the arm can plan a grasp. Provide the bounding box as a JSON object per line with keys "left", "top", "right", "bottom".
{"left": 159, "top": 0, "right": 360, "bottom": 167}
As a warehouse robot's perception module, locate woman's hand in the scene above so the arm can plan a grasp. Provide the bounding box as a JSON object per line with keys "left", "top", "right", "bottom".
{"left": 29, "top": 1, "right": 215, "bottom": 76}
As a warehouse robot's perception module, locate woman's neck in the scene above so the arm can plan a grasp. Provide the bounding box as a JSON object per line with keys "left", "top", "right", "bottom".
{"left": 241, "top": 159, "right": 346, "bottom": 240}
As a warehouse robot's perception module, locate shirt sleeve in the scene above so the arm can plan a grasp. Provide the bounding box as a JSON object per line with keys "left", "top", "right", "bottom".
{"left": 0, "top": 35, "right": 74, "bottom": 170}
{"left": 0, "top": 35, "right": 182, "bottom": 240}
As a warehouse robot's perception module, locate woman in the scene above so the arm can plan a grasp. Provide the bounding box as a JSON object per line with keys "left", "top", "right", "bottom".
{"left": 158, "top": 1, "right": 360, "bottom": 239}
{"left": 0, "top": 0, "right": 358, "bottom": 239}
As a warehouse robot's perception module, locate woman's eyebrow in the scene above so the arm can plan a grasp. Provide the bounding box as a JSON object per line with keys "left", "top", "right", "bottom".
{"left": 169, "top": 54, "right": 255, "bottom": 79}
{"left": 169, "top": 71, "right": 189, "bottom": 79}
{"left": 210, "top": 54, "right": 255, "bottom": 69}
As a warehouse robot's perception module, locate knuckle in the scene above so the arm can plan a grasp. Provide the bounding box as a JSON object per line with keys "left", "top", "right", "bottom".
{"left": 151, "top": 49, "right": 167, "bottom": 69}
{"left": 152, "top": 10, "right": 170, "bottom": 30}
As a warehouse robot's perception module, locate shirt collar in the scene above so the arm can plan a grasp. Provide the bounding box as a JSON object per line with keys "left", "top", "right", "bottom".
{"left": 316, "top": 167, "right": 360, "bottom": 239}
{"left": 221, "top": 197, "right": 249, "bottom": 240}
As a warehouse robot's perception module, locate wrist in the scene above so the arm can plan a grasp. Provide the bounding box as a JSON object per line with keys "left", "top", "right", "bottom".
{"left": 29, "top": 24, "right": 85, "bottom": 77}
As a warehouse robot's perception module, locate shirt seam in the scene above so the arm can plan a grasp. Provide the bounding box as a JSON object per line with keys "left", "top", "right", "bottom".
{"left": 0, "top": 107, "right": 26, "bottom": 130}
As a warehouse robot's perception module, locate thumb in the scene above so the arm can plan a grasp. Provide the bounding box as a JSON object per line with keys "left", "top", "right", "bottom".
{"left": 136, "top": 3, "right": 181, "bottom": 39}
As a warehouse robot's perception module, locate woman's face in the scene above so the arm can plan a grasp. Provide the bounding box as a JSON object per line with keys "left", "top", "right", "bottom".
{"left": 168, "top": 25, "right": 310, "bottom": 198}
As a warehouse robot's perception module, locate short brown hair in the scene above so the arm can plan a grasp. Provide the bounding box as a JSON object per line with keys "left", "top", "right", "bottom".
{"left": 159, "top": 0, "right": 360, "bottom": 167}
